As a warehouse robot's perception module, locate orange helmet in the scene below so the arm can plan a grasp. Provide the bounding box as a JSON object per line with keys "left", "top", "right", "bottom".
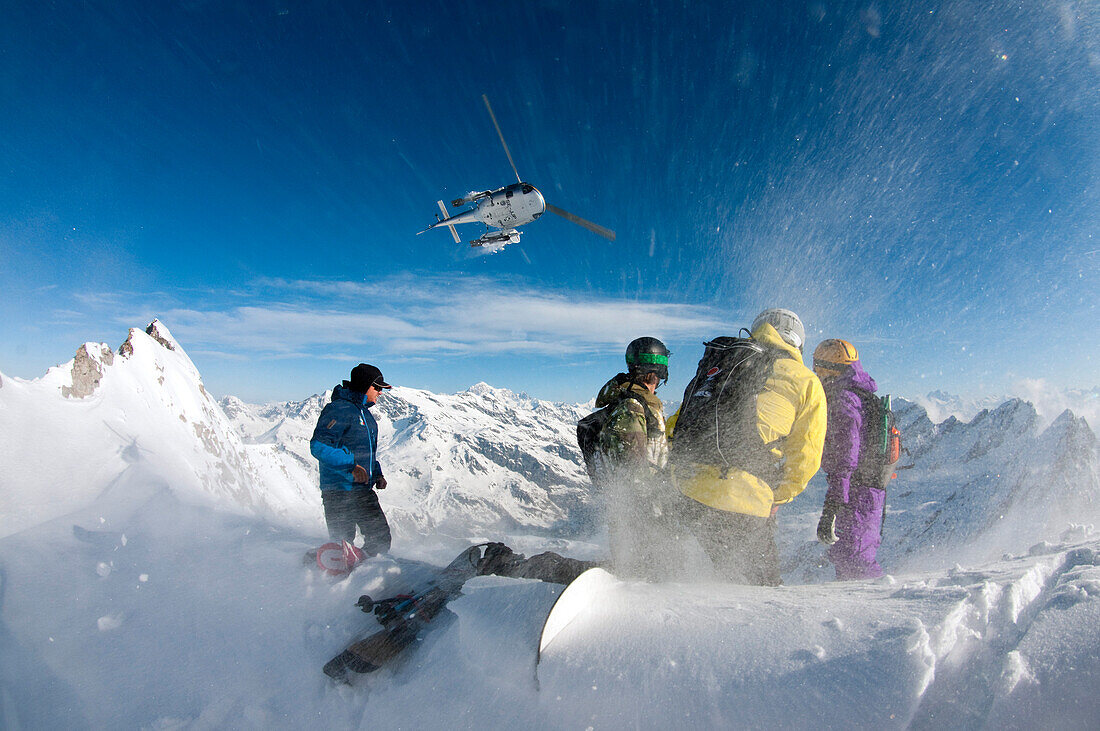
{"left": 813, "top": 339, "right": 859, "bottom": 379}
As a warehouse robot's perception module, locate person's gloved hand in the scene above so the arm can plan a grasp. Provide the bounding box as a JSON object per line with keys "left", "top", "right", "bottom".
{"left": 373, "top": 475, "right": 387, "bottom": 490}
{"left": 817, "top": 499, "right": 841, "bottom": 545}
{"left": 352, "top": 464, "right": 370, "bottom": 483}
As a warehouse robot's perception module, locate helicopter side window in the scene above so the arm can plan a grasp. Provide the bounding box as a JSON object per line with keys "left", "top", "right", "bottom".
{"left": 506, "top": 189, "right": 514, "bottom": 198}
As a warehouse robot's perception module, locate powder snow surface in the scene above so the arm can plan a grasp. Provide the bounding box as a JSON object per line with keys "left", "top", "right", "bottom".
{"left": 2, "top": 323, "right": 1099, "bottom": 729}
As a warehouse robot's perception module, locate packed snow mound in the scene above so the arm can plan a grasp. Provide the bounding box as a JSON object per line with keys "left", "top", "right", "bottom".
{"left": 2, "top": 487, "right": 1099, "bottom": 729}
{"left": 536, "top": 541, "right": 1100, "bottom": 729}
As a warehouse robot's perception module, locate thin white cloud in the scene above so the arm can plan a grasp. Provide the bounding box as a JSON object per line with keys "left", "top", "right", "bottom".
{"left": 112, "top": 275, "right": 730, "bottom": 360}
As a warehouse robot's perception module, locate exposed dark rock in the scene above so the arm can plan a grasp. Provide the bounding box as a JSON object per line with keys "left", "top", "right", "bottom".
{"left": 146, "top": 319, "right": 176, "bottom": 351}
{"left": 61, "top": 344, "right": 114, "bottom": 399}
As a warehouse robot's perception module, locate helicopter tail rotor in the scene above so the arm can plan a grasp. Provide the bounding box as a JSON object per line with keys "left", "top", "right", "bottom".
{"left": 437, "top": 201, "right": 461, "bottom": 243}
{"left": 545, "top": 204, "right": 616, "bottom": 241}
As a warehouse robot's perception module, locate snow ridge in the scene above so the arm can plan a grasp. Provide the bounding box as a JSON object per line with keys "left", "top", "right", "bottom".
{"left": 0, "top": 321, "right": 318, "bottom": 538}
{"left": 2, "top": 321, "right": 1100, "bottom": 728}
{"left": 874, "top": 398, "right": 1100, "bottom": 569}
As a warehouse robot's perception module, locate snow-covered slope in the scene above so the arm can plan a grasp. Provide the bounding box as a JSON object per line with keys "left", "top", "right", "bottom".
{"left": 783, "top": 397, "right": 1100, "bottom": 582}
{"left": 0, "top": 321, "right": 318, "bottom": 539}
{"left": 2, "top": 321, "right": 1100, "bottom": 728}
{"left": 2, "top": 491, "right": 1098, "bottom": 729}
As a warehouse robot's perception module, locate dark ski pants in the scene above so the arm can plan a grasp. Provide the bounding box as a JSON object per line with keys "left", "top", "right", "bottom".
{"left": 321, "top": 488, "right": 391, "bottom": 556}
{"left": 678, "top": 496, "right": 781, "bottom": 586}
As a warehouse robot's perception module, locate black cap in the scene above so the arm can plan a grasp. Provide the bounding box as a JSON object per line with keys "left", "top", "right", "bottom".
{"left": 348, "top": 363, "right": 391, "bottom": 393}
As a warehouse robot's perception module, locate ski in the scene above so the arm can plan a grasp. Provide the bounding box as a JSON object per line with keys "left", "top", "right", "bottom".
{"left": 323, "top": 544, "right": 484, "bottom": 681}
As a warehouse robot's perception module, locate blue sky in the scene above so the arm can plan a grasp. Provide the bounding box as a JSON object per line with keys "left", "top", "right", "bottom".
{"left": 1, "top": 1, "right": 1096, "bottom": 404}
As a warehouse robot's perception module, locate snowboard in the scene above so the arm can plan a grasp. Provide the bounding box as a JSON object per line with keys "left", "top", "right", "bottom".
{"left": 536, "top": 567, "right": 617, "bottom": 666}
{"left": 322, "top": 544, "right": 485, "bottom": 681}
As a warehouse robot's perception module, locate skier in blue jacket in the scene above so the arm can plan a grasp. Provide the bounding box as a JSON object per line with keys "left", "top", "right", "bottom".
{"left": 310, "top": 363, "right": 393, "bottom": 555}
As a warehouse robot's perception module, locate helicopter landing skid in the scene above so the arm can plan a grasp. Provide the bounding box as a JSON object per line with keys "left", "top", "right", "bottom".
{"left": 470, "top": 229, "right": 521, "bottom": 249}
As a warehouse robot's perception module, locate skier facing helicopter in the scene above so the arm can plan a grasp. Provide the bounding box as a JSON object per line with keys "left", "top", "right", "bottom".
{"left": 584, "top": 337, "right": 672, "bottom": 579}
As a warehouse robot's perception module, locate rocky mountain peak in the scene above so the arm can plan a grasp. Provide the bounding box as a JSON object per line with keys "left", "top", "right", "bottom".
{"left": 61, "top": 342, "right": 115, "bottom": 399}
{"left": 145, "top": 318, "right": 177, "bottom": 351}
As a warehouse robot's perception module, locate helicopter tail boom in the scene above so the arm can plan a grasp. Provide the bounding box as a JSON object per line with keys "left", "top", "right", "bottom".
{"left": 420, "top": 207, "right": 481, "bottom": 234}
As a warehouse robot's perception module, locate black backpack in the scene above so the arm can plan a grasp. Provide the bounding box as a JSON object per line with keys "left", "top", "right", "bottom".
{"left": 848, "top": 387, "right": 902, "bottom": 488}
{"left": 669, "top": 335, "right": 794, "bottom": 486}
{"left": 576, "top": 387, "right": 656, "bottom": 480}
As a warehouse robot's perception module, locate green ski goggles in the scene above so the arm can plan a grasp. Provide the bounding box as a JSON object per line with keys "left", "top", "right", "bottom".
{"left": 627, "top": 352, "right": 669, "bottom": 366}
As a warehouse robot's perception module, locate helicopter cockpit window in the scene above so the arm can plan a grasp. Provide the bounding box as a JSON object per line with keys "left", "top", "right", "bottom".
{"left": 522, "top": 184, "right": 534, "bottom": 194}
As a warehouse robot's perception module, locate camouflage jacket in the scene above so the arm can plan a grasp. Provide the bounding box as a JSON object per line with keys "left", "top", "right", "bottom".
{"left": 594, "top": 374, "right": 668, "bottom": 475}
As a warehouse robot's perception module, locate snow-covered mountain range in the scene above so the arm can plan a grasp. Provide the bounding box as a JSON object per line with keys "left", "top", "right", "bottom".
{"left": 910, "top": 389, "right": 1010, "bottom": 424}
{"left": 3, "top": 319, "right": 1097, "bottom": 568}
{"left": 3, "top": 321, "right": 1099, "bottom": 728}
{"left": 220, "top": 380, "right": 595, "bottom": 556}
{"left": 879, "top": 398, "right": 1100, "bottom": 568}
{"left": 912, "top": 386, "right": 1100, "bottom": 427}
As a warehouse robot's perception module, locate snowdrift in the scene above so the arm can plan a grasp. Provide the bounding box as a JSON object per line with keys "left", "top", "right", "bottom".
{"left": 2, "top": 320, "right": 1099, "bottom": 728}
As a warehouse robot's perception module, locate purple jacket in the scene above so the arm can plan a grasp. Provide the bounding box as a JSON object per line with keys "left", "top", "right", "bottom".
{"left": 820, "top": 361, "right": 878, "bottom": 504}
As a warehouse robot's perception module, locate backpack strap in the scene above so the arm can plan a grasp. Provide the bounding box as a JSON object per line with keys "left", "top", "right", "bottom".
{"left": 843, "top": 385, "right": 893, "bottom": 485}
{"left": 847, "top": 385, "right": 875, "bottom": 402}
{"left": 842, "top": 385, "right": 881, "bottom": 438}
{"left": 620, "top": 389, "right": 660, "bottom": 435}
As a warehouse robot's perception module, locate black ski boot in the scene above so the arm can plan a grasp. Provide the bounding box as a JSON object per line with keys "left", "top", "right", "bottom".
{"left": 476, "top": 542, "right": 523, "bottom": 577}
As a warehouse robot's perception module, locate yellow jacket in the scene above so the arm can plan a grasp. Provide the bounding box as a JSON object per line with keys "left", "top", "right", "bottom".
{"left": 667, "top": 323, "right": 827, "bottom": 517}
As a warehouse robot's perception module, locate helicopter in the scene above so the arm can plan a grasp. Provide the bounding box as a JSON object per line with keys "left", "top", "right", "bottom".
{"left": 419, "top": 95, "right": 615, "bottom": 252}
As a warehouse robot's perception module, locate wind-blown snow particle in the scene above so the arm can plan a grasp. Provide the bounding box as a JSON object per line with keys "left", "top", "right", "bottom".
{"left": 97, "top": 614, "right": 123, "bottom": 631}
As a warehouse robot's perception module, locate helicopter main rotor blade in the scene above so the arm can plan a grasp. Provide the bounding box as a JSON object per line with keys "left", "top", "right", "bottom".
{"left": 482, "top": 94, "right": 522, "bottom": 184}
{"left": 546, "top": 204, "right": 616, "bottom": 241}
